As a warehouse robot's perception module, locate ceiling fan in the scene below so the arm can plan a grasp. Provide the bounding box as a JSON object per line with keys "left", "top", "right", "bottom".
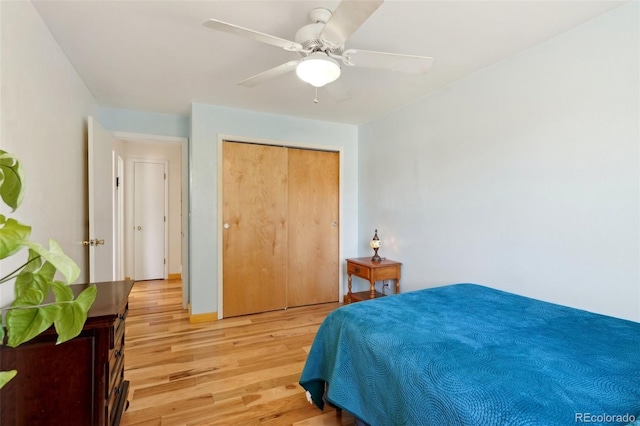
{"left": 203, "top": 0, "right": 433, "bottom": 101}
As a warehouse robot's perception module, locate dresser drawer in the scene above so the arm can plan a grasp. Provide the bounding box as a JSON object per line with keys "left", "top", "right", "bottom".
{"left": 108, "top": 363, "right": 124, "bottom": 408}
{"left": 347, "top": 262, "right": 370, "bottom": 280}
{"left": 108, "top": 379, "right": 129, "bottom": 426}
{"left": 107, "top": 336, "right": 125, "bottom": 399}
{"left": 107, "top": 366, "right": 125, "bottom": 425}
{"left": 110, "top": 303, "right": 128, "bottom": 350}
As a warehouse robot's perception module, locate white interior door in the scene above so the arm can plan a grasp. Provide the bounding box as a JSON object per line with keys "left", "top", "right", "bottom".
{"left": 134, "top": 161, "right": 166, "bottom": 280}
{"left": 87, "top": 116, "right": 115, "bottom": 282}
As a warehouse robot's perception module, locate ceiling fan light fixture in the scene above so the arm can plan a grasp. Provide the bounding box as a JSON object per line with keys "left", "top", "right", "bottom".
{"left": 296, "top": 52, "right": 341, "bottom": 87}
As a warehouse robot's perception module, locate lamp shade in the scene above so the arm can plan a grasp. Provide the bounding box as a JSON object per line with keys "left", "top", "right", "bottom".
{"left": 296, "top": 52, "right": 341, "bottom": 88}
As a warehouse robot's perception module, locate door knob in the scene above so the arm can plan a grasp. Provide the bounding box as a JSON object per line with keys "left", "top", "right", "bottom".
{"left": 96, "top": 239, "right": 105, "bottom": 246}
{"left": 82, "top": 239, "right": 95, "bottom": 246}
{"left": 137, "top": 226, "right": 142, "bottom": 230}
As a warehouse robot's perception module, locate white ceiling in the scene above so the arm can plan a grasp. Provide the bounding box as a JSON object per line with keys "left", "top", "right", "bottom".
{"left": 33, "top": 0, "right": 626, "bottom": 125}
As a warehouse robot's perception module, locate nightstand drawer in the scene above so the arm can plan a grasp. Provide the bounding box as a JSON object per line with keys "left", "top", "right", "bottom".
{"left": 371, "top": 265, "right": 400, "bottom": 281}
{"left": 347, "top": 262, "right": 371, "bottom": 280}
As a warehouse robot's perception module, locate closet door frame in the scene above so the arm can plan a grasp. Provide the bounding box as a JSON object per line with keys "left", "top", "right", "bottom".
{"left": 216, "top": 135, "right": 344, "bottom": 319}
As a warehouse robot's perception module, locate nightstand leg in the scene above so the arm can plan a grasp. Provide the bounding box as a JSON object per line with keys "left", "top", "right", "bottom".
{"left": 370, "top": 280, "right": 375, "bottom": 298}
{"left": 395, "top": 280, "right": 400, "bottom": 294}
{"left": 347, "top": 274, "right": 353, "bottom": 303}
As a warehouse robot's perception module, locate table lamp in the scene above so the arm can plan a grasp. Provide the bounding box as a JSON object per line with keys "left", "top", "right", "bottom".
{"left": 370, "top": 229, "right": 381, "bottom": 262}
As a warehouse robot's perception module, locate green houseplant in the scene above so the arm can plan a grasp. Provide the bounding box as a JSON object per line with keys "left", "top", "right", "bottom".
{"left": 0, "top": 150, "right": 97, "bottom": 389}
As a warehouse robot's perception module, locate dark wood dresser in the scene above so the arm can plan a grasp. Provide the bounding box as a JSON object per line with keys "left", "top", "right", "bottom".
{"left": 0, "top": 280, "right": 134, "bottom": 426}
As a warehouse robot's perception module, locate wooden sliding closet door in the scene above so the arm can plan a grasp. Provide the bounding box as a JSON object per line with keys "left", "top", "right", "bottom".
{"left": 222, "top": 142, "right": 288, "bottom": 317}
{"left": 287, "top": 149, "right": 339, "bottom": 307}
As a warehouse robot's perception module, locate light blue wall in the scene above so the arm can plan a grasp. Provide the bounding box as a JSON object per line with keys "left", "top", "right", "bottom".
{"left": 358, "top": 2, "right": 639, "bottom": 321}
{"left": 99, "top": 107, "right": 190, "bottom": 138}
{"left": 190, "top": 103, "right": 358, "bottom": 315}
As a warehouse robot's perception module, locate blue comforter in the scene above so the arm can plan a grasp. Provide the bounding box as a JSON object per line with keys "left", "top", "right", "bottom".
{"left": 299, "top": 284, "right": 640, "bottom": 425}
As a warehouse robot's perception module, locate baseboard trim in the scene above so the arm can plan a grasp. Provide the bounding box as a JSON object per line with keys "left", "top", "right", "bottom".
{"left": 188, "top": 304, "right": 218, "bottom": 323}
{"left": 124, "top": 275, "right": 181, "bottom": 281}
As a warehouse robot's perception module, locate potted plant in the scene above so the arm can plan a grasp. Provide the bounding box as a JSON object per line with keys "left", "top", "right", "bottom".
{"left": 0, "top": 149, "right": 97, "bottom": 388}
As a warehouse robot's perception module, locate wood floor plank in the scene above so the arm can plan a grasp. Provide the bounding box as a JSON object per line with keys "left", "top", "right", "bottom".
{"left": 120, "top": 280, "right": 353, "bottom": 426}
{"left": 210, "top": 372, "right": 302, "bottom": 404}
{"left": 292, "top": 411, "right": 356, "bottom": 426}
{"left": 132, "top": 377, "right": 198, "bottom": 400}
{"left": 125, "top": 393, "right": 215, "bottom": 424}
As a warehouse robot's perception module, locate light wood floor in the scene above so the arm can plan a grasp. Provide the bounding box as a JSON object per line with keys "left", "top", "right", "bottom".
{"left": 121, "top": 279, "right": 355, "bottom": 426}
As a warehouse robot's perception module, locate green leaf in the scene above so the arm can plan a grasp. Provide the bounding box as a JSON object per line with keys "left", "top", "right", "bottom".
{"left": 5, "top": 304, "right": 61, "bottom": 347}
{"left": 14, "top": 260, "right": 55, "bottom": 299}
{"left": 75, "top": 285, "right": 98, "bottom": 311}
{"left": 51, "top": 280, "right": 74, "bottom": 302}
{"left": 12, "top": 286, "right": 45, "bottom": 306}
{"left": 0, "top": 216, "right": 31, "bottom": 260}
{"left": 0, "top": 371, "right": 18, "bottom": 390}
{"left": 0, "top": 150, "right": 25, "bottom": 211}
{"left": 22, "top": 248, "right": 43, "bottom": 273}
{"left": 20, "top": 239, "right": 80, "bottom": 284}
{"left": 54, "top": 285, "right": 97, "bottom": 344}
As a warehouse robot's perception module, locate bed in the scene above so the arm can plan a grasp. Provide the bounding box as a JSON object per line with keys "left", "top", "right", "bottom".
{"left": 299, "top": 283, "right": 640, "bottom": 425}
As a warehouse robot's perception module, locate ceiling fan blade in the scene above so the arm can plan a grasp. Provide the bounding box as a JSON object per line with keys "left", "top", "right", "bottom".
{"left": 342, "top": 49, "right": 434, "bottom": 74}
{"left": 203, "top": 18, "right": 303, "bottom": 52}
{"left": 325, "top": 78, "right": 351, "bottom": 103}
{"left": 319, "top": 0, "right": 383, "bottom": 48}
{"left": 237, "top": 60, "right": 300, "bottom": 87}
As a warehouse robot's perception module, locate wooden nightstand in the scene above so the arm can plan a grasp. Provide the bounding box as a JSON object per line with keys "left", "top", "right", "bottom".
{"left": 346, "top": 257, "right": 402, "bottom": 303}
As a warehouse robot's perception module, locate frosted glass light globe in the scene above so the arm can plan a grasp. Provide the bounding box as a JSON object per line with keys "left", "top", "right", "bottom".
{"left": 296, "top": 53, "right": 341, "bottom": 87}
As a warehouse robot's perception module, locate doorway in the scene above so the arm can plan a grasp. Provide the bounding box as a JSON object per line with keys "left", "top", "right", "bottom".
{"left": 113, "top": 132, "right": 189, "bottom": 309}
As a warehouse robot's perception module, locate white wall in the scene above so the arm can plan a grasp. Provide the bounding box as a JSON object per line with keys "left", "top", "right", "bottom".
{"left": 359, "top": 2, "right": 639, "bottom": 321}
{"left": 119, "top": 140, "right": 182, "bottom": 278}
{"left": 190, "top": 103, "right": 358, "bottom": 315}
{"left": 0, "top": 1, "right": 99, "bottom": 305}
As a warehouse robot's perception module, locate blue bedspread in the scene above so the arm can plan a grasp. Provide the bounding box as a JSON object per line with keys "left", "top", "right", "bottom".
{"left": 299, "top": 284, "right": 640, "bottom": 425}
